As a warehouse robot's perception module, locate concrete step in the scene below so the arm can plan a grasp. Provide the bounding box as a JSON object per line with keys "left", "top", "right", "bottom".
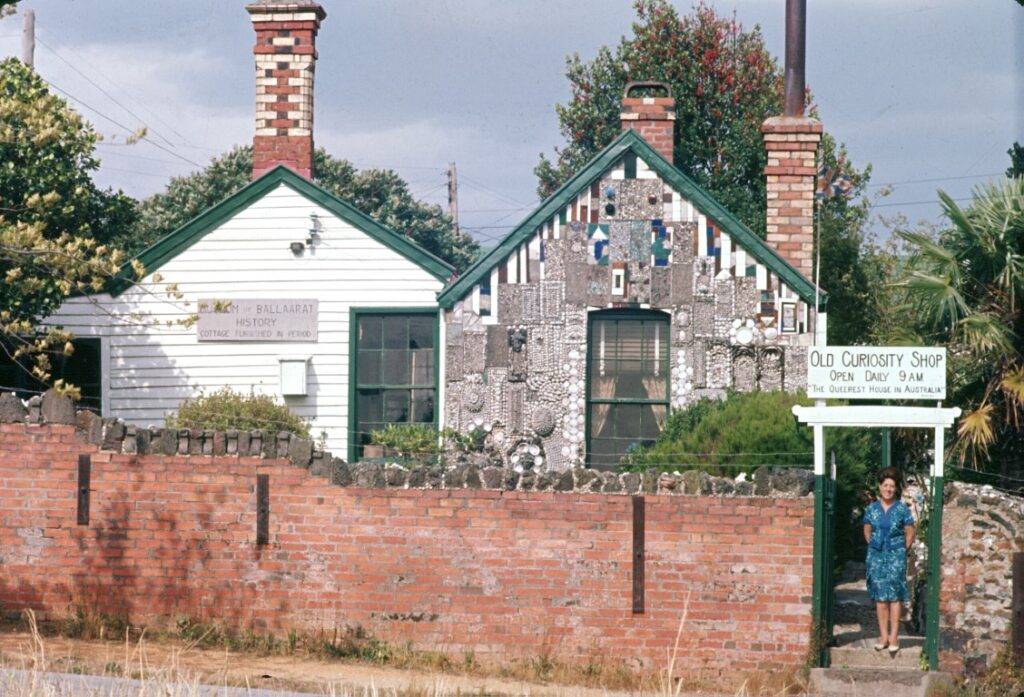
{"left": 829, "top": 644, "right": 922, "bottom": 669}
{"left": 809, "top": 667, "right": 953, "bottom": 697}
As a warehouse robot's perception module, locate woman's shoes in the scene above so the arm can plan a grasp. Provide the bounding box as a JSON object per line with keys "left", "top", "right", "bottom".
{"left": 888, "top": 643, "right": 901, "bottom": 656}
{"left": 873, "top": 641, "right": 888, "bottom": 651}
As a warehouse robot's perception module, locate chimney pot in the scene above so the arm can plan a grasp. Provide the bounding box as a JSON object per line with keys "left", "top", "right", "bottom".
{"left": 619, "top": 81, "right": 675, "bottom": 163}
{"left": 246, "top": 0, "right": 326, "bottom": 180}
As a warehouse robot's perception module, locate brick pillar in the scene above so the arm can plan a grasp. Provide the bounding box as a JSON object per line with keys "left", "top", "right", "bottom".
{"left": 246, "top": 1, "right": 326, "bottom": 180}
{"left": 620, "top": 90, "right": 675, "bottom": 163}
{"left": 761, "top": 116, "right": 822, "bottom": 282}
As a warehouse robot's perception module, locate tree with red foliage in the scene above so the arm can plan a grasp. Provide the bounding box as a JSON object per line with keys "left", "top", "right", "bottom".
{"left": 536, "top": 1, "right": 881, "bottom": 346}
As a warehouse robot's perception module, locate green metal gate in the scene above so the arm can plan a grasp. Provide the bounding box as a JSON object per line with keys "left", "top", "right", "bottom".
{"left": 812, "top": 457, "right": 838, "bottom": 667}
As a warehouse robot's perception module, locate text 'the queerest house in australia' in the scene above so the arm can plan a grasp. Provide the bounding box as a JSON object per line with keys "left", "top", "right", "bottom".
{"left": 33, "top": 0, "right": 827, "bottom": 469}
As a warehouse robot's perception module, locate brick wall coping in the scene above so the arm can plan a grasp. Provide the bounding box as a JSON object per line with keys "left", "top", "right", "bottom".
{"left": 0, "top": 390, "right": 813, "bottom": 498}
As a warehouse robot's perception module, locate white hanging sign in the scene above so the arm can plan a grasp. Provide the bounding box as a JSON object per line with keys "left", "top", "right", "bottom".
{"left": 197, "top": 299, "right": 318, "bottom": 342}
{"left": 807, "top": 346, "right": 946, "bottom": 400}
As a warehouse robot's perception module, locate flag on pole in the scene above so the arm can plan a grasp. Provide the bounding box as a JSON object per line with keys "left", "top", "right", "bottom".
{"left": 816, "top": 159, "right": 853, "bottom": 200}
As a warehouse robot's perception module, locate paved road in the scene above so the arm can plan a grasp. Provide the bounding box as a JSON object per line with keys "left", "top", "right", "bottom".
{"left": 0, "top": 668, "right": 326, "bottom": 696}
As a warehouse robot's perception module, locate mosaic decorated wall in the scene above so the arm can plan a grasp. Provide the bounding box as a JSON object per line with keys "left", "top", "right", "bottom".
{"left": 444, "top": 153, "right": 816, "bottom": 471}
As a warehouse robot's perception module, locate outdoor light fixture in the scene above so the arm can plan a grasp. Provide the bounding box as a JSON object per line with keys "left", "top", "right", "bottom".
{"left": 306, "top": 212, "right": 323, "bottom": 247}
{"left": 289, "top": 241, "right": 305, "bottom": 255}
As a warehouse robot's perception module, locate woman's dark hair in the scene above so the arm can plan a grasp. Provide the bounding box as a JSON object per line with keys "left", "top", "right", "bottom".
{"left": 877, "top": 467, "right": 903, "bottom": 491}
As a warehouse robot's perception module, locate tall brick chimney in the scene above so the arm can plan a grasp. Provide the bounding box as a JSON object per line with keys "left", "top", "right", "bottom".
{"left": 620, "top": 81, "right": 675, "bottom": 163}
{"left": 762, "top": 0, "right": 821, "bottom": 282}
{"left": 246, "top": 0, "right": 326, "bottom": 180}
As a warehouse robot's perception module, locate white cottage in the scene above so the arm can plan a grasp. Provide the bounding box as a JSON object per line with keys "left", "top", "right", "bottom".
{"left": 41, "top": 1, "right": 453, "bottom": 457}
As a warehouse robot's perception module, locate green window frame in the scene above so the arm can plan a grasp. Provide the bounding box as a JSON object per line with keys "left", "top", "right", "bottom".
{"left": 348, "top": 308, "right": 439, "bottom": 462}
{"left": 585, "top": 310, "right": 670, "bottom": 469}
{"left": 0, "top": 337, "right": 102, "bottom": 413}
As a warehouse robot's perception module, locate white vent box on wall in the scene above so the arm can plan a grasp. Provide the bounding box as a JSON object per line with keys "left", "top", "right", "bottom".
{"left": 279, "top": 357, "right": 310, "bottom": 396}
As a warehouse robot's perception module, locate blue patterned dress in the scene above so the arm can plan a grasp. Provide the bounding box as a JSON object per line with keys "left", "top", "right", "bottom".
{"left": 863, "top": 500, "right": 915, "bottom": 602}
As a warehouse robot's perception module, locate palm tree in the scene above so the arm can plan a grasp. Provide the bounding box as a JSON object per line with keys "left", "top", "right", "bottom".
{"left": 896, "top": 176, "right": 1024, "bottom": 469}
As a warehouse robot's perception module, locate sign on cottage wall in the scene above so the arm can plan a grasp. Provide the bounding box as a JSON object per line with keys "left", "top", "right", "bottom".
{"left": 807, "top": 346, "right": 946, "bottom": 400}
{"left": 197, "top": 299, "right": 318, "bottom": 342}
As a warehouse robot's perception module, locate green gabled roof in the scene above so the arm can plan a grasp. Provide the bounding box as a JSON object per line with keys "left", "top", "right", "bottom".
{"left": 107, "top": 165, "right": 454, "bottom": 296}
{"left": 438, "top": 129, "right": 825, "bottom": 310}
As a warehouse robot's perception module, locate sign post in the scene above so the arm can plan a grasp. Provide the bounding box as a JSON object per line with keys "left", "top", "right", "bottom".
{"left": 796, "top": 346, "right": 957, "bottom": 672}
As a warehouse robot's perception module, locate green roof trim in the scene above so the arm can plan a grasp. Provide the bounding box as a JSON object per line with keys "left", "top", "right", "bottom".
{"left": 439, "top": 130, "right": 826, "bottom": 310}
{"left": 107, "top": 165, "right": 454, "bottom": 296}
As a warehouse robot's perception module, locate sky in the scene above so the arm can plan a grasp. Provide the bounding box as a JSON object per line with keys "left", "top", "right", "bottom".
{"left": 1, "top": 1, "right": 1020, "bottom": 248}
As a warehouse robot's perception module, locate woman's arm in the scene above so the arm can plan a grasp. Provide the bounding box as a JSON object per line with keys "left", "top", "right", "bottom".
{"left": 905, "top": 523, "right": 916, "bottom": 550}
{"left": 864, "top": 523, "right": 872, "bottom": 544}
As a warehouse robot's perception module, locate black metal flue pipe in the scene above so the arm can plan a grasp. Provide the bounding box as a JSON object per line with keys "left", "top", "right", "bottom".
{"left": 783, "top": 0, "right": 806, "bottom": 117}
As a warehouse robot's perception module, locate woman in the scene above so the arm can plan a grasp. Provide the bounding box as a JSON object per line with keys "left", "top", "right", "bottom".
{"left": 862, "top": 467, "right": 916, "bottom": 655}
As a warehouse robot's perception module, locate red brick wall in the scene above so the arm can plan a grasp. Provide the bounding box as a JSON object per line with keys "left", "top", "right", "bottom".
{"left": 0, "top": 423, "right": 813, "bottom": 673}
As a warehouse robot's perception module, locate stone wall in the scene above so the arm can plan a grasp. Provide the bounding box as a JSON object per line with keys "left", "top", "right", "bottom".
{"left": 0, "top": 395, "right": 815, "bottom": 676}
{"left": 939, "top": 482, "right": 1024, "bottom": 675}
{"left": 443, "top": 165, "right": 815, "bottom": 471}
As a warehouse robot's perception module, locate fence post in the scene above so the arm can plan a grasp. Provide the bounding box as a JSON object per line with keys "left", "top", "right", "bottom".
{"left": 1013, "top": 552, "right": 1024, "bottom": 667}
{"left": 632, "top": 495, "right": 645, "bottom": 614}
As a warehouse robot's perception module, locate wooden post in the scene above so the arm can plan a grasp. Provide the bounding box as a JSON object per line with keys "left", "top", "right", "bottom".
{"left": 256, "top": 474, "right": 269, "bottom": 546}
{"left": 21, "top": 9, "right": 35, "bottom": 68}
{"left": 447, "top": 162, "right": 459, "bottom": 232}
{"left": 1013, "top": 552, "right": 1024, "bottom": 667}
{"left": 881, "top": 427, "right": 891, "bottom": 469}
{"left": 632, "top": 495, "right": 645, "bottom": 614}
{"left": 76, "top": 454, "right": 90, "bottom": 525}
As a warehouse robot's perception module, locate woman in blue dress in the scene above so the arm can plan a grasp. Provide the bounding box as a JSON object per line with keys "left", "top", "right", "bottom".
{"left": 862, "top": 467, "right": 916, "bottom": 655}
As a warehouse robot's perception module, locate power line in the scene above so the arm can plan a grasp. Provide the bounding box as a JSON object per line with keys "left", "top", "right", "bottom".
{"left": 44, "top": 79, "right": 204, "bottom": 169}
{"left": 34, "top": 23, "right": 196, "bottom": 149}
{"left": 867, "top": 172, "right": 1004, "bottom": 189}
{"left": 871, "top": 196, "right": 973, "bottom": 209}
{"left": 34, "top": 35, "right": 182, "bottom": 152}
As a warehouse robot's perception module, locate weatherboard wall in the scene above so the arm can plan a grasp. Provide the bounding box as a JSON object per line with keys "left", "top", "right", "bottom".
{"left": 46, "top": 183, "right": 445, "bottom": 452}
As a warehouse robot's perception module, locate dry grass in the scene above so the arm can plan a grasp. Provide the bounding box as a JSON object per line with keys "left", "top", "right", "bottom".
{"left": 0, "top": 608, "right": 811, "bottom": 697}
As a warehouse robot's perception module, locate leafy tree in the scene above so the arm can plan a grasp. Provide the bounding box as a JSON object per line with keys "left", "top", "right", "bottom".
{"left": 895, "top": 178, "right": 1024, "bottom": 469}
{"left": 0, "top": 57, "right": 138, "bottom": 392}
{"left": 1008, "top": 142, "right": 1024, "bottom": 178}
{"left": 133, "top": 146, "right": 480, "bottom": 272}
{"left": 535, "top": 0, "right": 878, "bottom": 345}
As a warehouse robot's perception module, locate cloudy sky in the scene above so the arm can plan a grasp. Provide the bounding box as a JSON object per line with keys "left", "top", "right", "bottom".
{"left": 1, "top": 1, "right": 1020, "bottom": 246}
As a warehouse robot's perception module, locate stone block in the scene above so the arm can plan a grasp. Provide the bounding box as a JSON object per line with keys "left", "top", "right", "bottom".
{"left": 587, "top": 265, "right": 611, "bottom": 306}
{"left": 521, "top": 284, "right": 540, "bottom": 322}
{"left": 759, "top": 348, "right": 784, "bottom": 391}
{"left": 784, "top": 347, "right": 807, "bottom": 391}
{"left": 736, "top": 277, "right": 760, "bottom": 317}
{"left": 608, "top": 221, "right": 631, "bottom": 262}
{"left": 707, "top": 343, "right": 732, "bottom": 389}
{"left": 157, "top": 428, "right": 177, "bottom": 455}
{"left": 564, "top": 262, "right": 589, "bottom": 305}
{"left": 202, "top": 430, "right": 216, "bottom": 455}
{"left": 616, "top": 179, "right": 663, "bottom": 219}
{"left": 462, "top": 331, "right": 486, "bottom": 374}
{"left": 40, "top": 390, "right": 76, "bottom": 425}
{"left": 485, "top": 325, "right": 507, "bottom": 369}
{"left": 103, "top": 420, "right": 126, "bottom": 452}
{"left": 693, "top": 300, "right": 714, "bottom": 338}
{"left": 260, "top": 430, "right": 277, "bottom": 459}
{"left": 288, "top": 437, "right": 313, "bottom": 466}
{"left": 651, "top": 267, "right": 671, "bottom": 306}
{"left": 670, "top": 261, "right": 694, "bottom": 305}
{"left": 544, "top": 239, "right": 566, "bottom": 280}
{"left": 211, "top": 430, "right": 226, "bottom": 456}
{"left": 276, "top": 431, "right": 291, "bottom": 458}
{"left": 628, "top": 220, "right": 649, "bottom": 263}
{"left": 714, "top": 277, "right": 734, "bottom": 318}
{"left": 123, "top": 426, "right": 138, "bottom": 454}
{"left": 0, "top": 392, "right": 26, "bottom": 423}
{"left": 732, "top": 348, "right": 757, "bottom": 391}
{"left": 540, "top": 281, "right": 564, "bottom": 320}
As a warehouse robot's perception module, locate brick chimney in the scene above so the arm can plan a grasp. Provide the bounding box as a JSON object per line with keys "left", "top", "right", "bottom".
{"left": 620, "top": 81, "right": 675, "bottom": 163}
{"left": 246, "top": 0, "right": 326, "bottom": 180}
{"left": 762, "top": 0, "right": 821, "bottom": 282}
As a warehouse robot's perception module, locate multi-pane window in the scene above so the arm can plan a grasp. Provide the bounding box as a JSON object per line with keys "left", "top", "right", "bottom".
{"left": 586, "top": 312, "right": 669, "bottom": 469}
{"left": 0, "top": 338, "right": 102, "bottom": 413}
{"left": 352, "top": 312, "right": 436, "bottom": 459}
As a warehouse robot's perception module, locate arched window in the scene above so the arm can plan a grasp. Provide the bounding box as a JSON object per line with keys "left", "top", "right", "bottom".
{"left": 586, "top": 310, "right": 670, "bottom": 469}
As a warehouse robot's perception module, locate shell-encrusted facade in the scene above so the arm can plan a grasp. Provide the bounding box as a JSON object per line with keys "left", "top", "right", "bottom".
{"left": 443, "top": 148, "right": 818, "bottom": 471}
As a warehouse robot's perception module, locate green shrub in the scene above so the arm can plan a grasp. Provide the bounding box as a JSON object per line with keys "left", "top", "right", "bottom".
{"left": 369, "top": 423, "right": 439, "bottom": 458}
{"left": 166, "top": 387, "right": 310, "bottom": 438}
{"left": 628, "top": 390, "right": 880, "bottom": 566}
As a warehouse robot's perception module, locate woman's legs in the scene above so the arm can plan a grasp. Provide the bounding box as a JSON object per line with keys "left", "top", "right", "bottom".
{"left": 888, "top": 600, "right": 902, "bottom": 646}
{"left": 875, "top": 602, "right": 890, "bottom": 645}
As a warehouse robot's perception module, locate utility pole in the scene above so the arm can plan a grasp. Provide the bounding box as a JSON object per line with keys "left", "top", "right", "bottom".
{"left": 446, "top": 162, "right": 459, "bottom": 232}
{"left": 22, "top": 9, "right": 35, "bottom": 69}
